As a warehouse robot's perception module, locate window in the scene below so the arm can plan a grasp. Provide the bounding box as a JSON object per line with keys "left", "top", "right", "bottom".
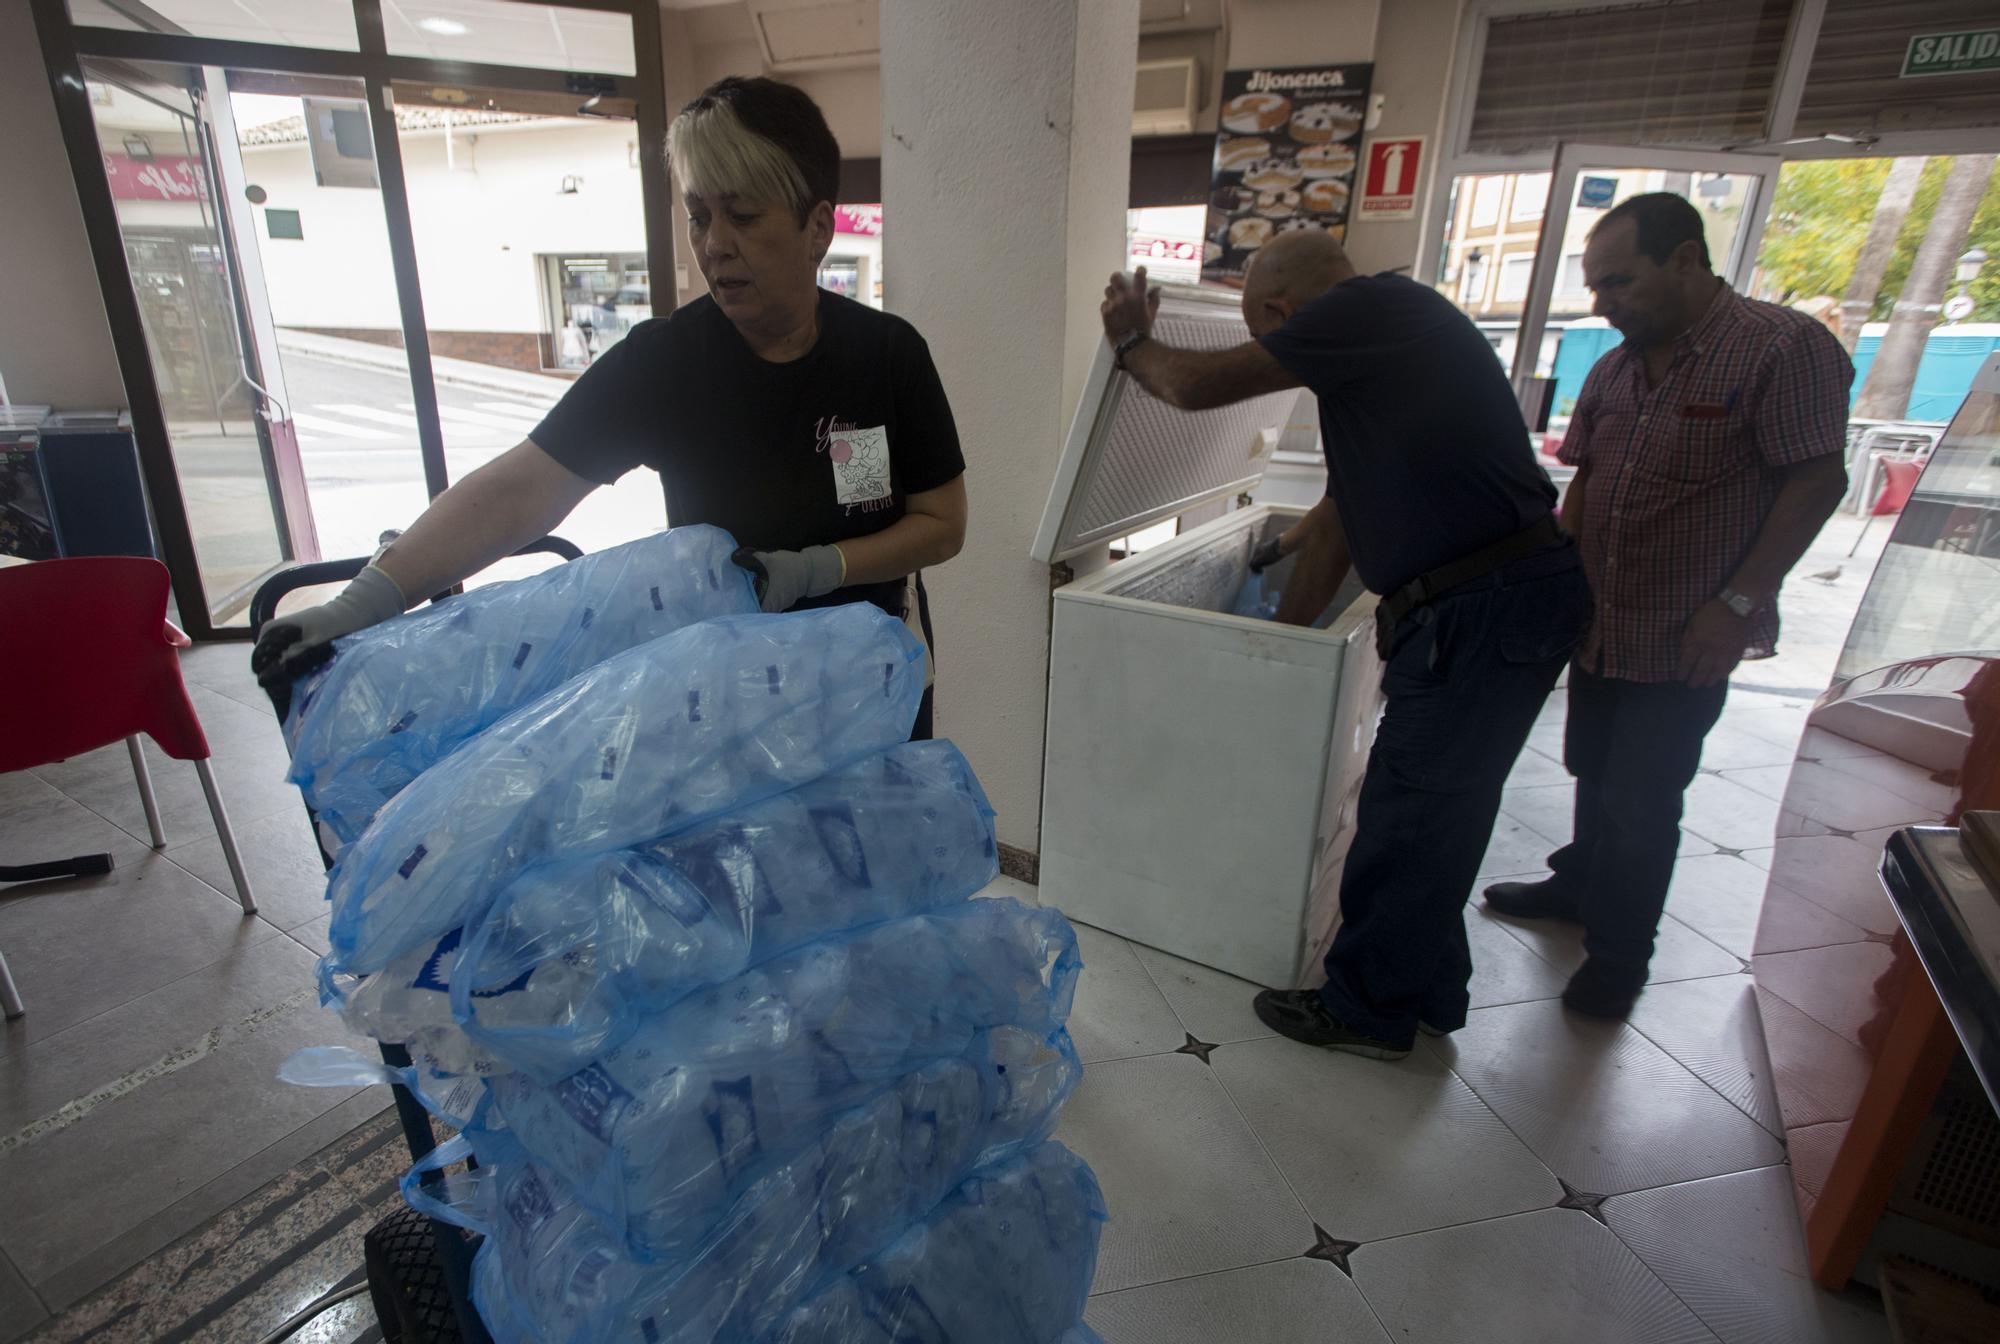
{"left": 1496, "top": 254, "right": 1534, "bottom": 303}
{"left": 1510, "top": 173, "right": 1550, "bottom": 221}
{"left": 1469, "top": 176, "right": 1504, "bottom": 229}
{"left": 1467, "top": 0, "right": 1791, "bottom": 154}
{"left": 1558, "top": 253, "right": 1587, "bottom": 296}
{"left": 545, "top": 253, "right": 649, "bottom": 370}
{"left": 265, "top": 208, "right": 303, "bottom": 239}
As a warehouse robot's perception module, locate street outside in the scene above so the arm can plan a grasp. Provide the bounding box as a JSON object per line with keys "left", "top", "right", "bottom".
{"left": 169, "top": 342, "right": 668, "bottom": 619}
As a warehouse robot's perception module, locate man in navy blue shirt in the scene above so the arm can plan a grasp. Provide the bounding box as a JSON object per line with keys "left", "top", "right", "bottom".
{"left": 1101, "top": 231, "right": 1590, "bottom": 1060}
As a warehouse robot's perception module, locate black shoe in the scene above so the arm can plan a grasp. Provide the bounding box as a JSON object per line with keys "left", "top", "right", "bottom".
{"left": 1417, "top": 1019, "right": 1455, "bottom": 1038}
{"left": 1483, "top": 876, "right": 1582, "bottom": 923}
{"left": 1561, "top": 957, "right": 1647, "bottom": 1020}
{"left": 1253, "top": 989, "right": 1411, "bottom": 1060}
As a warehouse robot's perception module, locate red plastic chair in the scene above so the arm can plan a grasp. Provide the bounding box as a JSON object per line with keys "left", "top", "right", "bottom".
{"left": 1846, "top": 456, "right": 1930, "bottom": 558}
{"left": 0, "top": 557, "right": 257, "bottom": 1017}
{"left": 1872, "top": 458, "right": 1923, "bottom": 516}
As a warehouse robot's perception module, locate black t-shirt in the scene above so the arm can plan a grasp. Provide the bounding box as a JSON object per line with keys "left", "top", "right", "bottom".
{"left": 530, "top": 289, "right": 965, "bottom": 612}
{"left": 1257, "top": 273, "right": 1556, "bottom": 595}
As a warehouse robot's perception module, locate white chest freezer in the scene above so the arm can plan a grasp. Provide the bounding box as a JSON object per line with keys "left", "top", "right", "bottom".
{"left": 1032, "top": 286, "right": 1383, "bottom": 988}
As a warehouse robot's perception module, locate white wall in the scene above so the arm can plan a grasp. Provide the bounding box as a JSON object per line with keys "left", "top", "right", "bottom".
{"left": 241, "top": 120, "right": 646, "bottom": 334}
{"left": 1226, "top": 0, "right": 1378, "bottom": 70}
{"left": 240, "top": 142, "right": 401, "bottom": 331}
{"left": 0, "top": 1, "right": 127, "bottom": 409}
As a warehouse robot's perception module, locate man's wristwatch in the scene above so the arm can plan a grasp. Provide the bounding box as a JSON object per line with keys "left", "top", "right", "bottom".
{"left": 1717, "top": 587, "right": 1756, "bottom": 618}
{"left": 1113, "top": 330, "right": 1149, "bottom": 369}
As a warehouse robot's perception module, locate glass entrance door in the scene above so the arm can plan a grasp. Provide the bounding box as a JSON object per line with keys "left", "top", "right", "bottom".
{"left": 80, "top": 61, "right": 303, "bottom": 622}
{"left": 1513, "top": 143, "right": 1783, "bottom": 422}
{"left": 43, "top": 0, "right": 671, "bottom": 636}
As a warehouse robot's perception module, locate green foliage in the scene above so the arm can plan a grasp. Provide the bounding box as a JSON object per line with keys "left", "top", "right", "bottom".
{"left": 1757, "top": 157, "right": 2000, "bottom": 322}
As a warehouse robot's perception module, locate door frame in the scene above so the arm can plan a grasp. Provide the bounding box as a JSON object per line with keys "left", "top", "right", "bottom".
{"left": 28, "top": 0, "right": 672, "bottom": 638}
{"left": 1509, "top": 141, "right": 1784, "bottom": 395}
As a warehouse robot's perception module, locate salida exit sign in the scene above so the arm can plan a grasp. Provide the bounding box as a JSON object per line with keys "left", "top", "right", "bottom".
{"left": 1902, "top": 29, "right": 2000, "bottom": 78}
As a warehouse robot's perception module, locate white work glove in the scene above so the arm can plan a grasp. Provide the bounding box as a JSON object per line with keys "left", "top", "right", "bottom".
{"left": 732, "top": 545, "right": 846, "bottom": 613}
{"left": 251, "top": 564, "right": 407, "bottom": 715}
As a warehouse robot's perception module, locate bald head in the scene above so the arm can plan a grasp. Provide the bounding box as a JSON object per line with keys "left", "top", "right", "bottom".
{"left": 1241, "top": 229, "right": 1356, "bottom": 337}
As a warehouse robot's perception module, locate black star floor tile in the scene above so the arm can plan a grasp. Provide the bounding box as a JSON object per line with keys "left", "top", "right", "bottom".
{"left": 1303, "top": 1224, "right": 1360, "bottom": 1275}
{"left": 1556, "top": 1178, "right": 1609, "bottom": 1225}
{"left": 1174, "top": 1033, "right": 1218, "bottom": 1064}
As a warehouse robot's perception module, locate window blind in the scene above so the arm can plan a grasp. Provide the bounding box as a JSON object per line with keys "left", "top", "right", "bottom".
{"left": 1467, "top": 0, "right": 1793, "bottom": 154}
{"left": 1795, "top": 0, "right": 2000, "bottom": 139}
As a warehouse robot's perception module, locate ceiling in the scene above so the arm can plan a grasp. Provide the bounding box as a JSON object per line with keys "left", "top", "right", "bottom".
{"left": 68, "top": 0, "right": 640, "bottom": 75}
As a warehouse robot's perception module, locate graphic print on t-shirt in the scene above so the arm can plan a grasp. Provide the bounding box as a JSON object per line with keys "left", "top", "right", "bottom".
{"left": 825, "top": 423, "right": 892, "bottom": 509}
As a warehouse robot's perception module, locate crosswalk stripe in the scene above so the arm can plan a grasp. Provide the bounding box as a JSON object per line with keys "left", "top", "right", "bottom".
{"left": 321, "top": 403, "right": 423, "bottom": 431}
{"left": 475, "top": 400, "right": 554, "bottom": 419}
{"left": 402, "top": 403, "right": 537, "bottom": 435}
{"left": 293, "top": 410, "right": 395, "bottom": 441}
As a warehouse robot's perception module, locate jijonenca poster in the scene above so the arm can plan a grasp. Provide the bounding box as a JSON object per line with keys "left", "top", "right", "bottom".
{"left": 1203, "top": 62, "right": 1372, "bottom": 287}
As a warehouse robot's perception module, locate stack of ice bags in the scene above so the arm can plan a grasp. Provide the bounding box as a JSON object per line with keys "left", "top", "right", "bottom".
{"left": 276, "top": 537, "right": 1105, "bottom": 1343}
{"left": 281, "top": 525, "right": 759, "bottom": 848}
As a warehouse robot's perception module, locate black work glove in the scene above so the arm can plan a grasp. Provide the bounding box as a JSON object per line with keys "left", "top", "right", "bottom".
{"left": 1249, "top": 536, "right": 1286, "bottom": 573}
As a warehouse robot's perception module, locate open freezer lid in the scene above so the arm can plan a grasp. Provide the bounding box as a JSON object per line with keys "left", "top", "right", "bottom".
{"left": 1030, "top": 284, "right": 1310, "bottom": 564}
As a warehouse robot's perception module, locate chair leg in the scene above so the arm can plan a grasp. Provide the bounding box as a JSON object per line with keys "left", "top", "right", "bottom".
{"left": 0, "top": 946, "right": 22, "bottom": 1019}
{"left": 194, "top": 758, "right": 258, "bottom": 916}
{"left": 1847, "top": 512, "right": 1874, "bottom": 559}
{"left": 127, "top": 736, "right": 167, "bottom": 849}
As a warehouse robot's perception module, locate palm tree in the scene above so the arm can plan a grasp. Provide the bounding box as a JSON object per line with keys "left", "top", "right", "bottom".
{"left": 1854, "top": 155, "right": 1998, "bottom": 421}
{"left": 1836, "top": 156, "right": 1925, "bottom": 355}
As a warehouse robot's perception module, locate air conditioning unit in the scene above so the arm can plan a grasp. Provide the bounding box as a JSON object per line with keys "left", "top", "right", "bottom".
{"left": 1134, "top": 56, "right": 1199, "bottom": 136}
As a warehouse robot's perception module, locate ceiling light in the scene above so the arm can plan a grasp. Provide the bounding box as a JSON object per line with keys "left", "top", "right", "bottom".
{"left": 418, "top": 17, "right": 470, "bottom": 36}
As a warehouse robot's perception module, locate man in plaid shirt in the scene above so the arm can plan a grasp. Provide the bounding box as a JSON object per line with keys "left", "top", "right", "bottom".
{"left": 1484, "top": 193, "right": 1851, "bottom": 1018}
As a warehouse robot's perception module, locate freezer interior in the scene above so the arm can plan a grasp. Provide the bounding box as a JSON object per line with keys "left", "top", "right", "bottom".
{"left": 1093, "top": 506, "right": 1370, "bottom": 625}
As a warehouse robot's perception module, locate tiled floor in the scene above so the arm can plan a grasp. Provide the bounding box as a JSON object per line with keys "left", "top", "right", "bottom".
{"left": 1, "top": 517, "right": 1898, "bottom": 1342}
{"left": 2, "top": 641, "right": 392, "bottom": 1342}
{"left": 1052, "top": 738, "right": 1890, "bottom": 1342}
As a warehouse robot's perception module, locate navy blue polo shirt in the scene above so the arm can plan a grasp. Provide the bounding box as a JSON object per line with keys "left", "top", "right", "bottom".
{"left": 1258, "top": 273, "right": 1555, "bottom": 595}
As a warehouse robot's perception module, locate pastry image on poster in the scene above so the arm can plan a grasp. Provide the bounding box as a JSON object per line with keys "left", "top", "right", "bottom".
{"left": 1205, "top": 63, "right": 1372, "bottom": 287}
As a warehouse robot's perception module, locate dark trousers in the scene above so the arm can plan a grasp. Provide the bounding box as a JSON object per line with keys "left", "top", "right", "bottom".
{"left": 1547, "top": 666, "right": 1727, "bottom": 968}
{"left": 1317, "top": 547, "right": 1592, "bottom": 1047}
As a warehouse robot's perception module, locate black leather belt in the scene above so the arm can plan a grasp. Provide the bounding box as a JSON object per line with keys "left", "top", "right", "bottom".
{"left": 1373, "top": 516, "right": 1564, "bottom": 659}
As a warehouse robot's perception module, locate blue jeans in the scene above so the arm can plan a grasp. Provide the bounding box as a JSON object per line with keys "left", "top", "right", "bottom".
{"left": 1317, "top": 544, "right": 1592, "bottom": 1047}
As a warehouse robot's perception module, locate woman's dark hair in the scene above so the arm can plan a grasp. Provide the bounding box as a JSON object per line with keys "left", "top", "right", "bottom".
{"left": 671, "top": 76, "right": 840, "bottom": 224}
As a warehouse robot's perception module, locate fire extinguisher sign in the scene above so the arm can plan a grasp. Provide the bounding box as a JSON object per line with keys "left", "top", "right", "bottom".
{"left": 1357, "top": 136, "right": 1425, "bottom": 222}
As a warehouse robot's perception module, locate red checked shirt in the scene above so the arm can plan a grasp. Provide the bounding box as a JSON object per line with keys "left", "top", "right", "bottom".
{"left": 1557, "top": 287, "right": 1852, "bottom": 682}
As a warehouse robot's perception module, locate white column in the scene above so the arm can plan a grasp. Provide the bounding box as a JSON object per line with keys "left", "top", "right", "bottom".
{"left": 882, "top": 0, "right": 1139, "bottom": 868}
